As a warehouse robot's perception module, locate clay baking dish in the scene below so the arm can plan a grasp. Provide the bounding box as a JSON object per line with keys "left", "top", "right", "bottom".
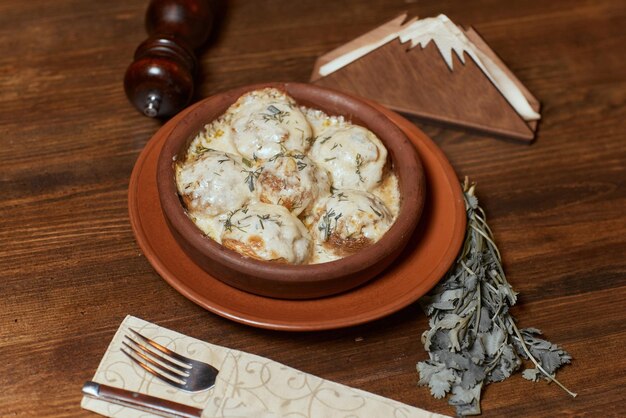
{"left": 156, "top": 82, "right": 425, "bottom": 299}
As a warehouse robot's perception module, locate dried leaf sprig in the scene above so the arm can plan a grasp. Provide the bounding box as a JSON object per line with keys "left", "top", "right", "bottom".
{"left": 417, "top": 179, "right": 575, "bottom": 416}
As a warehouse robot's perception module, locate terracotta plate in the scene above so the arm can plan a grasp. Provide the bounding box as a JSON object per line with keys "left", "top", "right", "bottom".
{"left": 128, "top": 103, "right": 465, "bottom": 331}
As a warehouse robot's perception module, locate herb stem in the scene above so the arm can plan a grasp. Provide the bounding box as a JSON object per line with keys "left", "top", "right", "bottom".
{"left": 470, "top": 223, "right": 502, "bottom": 262}
{"left": 475, "top": 281, "right": 482, "bottom": 335}
{"left": 508, "top": 317, "right": 577, "bottom": 398}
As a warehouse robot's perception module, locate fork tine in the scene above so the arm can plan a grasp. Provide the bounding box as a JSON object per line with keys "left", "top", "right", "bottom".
{"left": 123, "top": 337, "right": 190, "bottom": 374}
{"left": 121, "top": 348, "right": 185, "bottom": 389}
{"left": 122, "top": 340, "right": 188, "bottom": 379}
{"left": 122, "top": 329, "right": 219, "bottom": 393}
{"left": 129, "top": 329, "right": 192, "bottom": 366}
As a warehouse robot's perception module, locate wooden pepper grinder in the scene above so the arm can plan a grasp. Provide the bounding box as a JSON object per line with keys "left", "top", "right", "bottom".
{"left": 124, "top": 0, "right": 215, "bottom": 118}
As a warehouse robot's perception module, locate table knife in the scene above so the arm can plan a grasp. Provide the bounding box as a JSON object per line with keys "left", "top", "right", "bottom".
{"left": 82, "top": 381, "right": 202, "bottom": 418}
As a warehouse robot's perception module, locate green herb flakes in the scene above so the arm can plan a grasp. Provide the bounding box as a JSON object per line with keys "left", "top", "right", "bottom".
{"left": 242, "top": 167, "right": 263, "bottom": 192}
{"left": 318, "top": 208, "right": 342, "bottom": 241}
{"left": 261, "top": 105, "right": 289, "bottom": 123}
{"left": 355, "top": 153, "right": 365, "bottom": 183}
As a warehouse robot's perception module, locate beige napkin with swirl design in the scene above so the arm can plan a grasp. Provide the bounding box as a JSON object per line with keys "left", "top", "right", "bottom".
{"left": 81, "top": 315, "right": 448, "bottom": 418}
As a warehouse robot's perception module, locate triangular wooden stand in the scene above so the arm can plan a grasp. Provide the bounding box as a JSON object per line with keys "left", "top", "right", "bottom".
{"left": 311, "top": 15, "right": 540, "bottom": 142}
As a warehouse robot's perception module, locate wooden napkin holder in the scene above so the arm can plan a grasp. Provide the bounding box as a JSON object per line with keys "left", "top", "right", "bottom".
{"left": 311, "top": 14, "right": 541, "bottom": 142}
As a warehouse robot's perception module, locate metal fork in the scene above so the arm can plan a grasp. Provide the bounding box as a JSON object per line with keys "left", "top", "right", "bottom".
{"left": 121, "top": 329, "right": 218, "bottom": 392}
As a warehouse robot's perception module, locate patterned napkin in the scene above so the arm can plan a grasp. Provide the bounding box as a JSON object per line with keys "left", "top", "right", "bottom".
{"left": 81, "top": 315, "right": 448, "bottom": 418}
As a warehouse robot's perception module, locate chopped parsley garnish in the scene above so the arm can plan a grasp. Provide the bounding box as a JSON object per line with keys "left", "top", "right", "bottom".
{"left": 369, "top": 205, "right": 383, "bottom": 218}
{"left": 296, "top": 160, "right": 307, "bottom": 171}
{"left": 242, "top": 167, "right": 263, "bottom": 192}
{"left": 195, "top": 145, "right": 216, "bottom": 155}
{"left": 268, "top": 152, "right": 285, "bottom": 162}
{"left": 335, "top": 192, "right": 349, "bottom": 202}
{"left": 217, "top": 153, "right": 235, "bottom": 165}
{"left": 256, "top": 213, "right": 283, "bottom": 230}
{"left": 318, "top": 208, "right": 342, "bottom": 241}
{"left": 261, "top": 105, "right": 290, "bottom": 123}
{"left": 241, "top": 157, "right": 253, "bottom": 168}
{"left": 268, "top": 152, "right": 307, "bottom": 171}
{"left": 223, "top": 208, "right": 249, "bottom": 233}
{"left": 355, "top": 153, "right": 365, "bottom": 183}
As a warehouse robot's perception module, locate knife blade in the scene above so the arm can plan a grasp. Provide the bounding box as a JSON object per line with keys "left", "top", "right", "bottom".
{"left": 82, "top": 381, "right": 203, "bottom": 418}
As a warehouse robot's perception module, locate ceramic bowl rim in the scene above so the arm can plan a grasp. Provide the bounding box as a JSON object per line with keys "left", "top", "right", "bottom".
{"left": 156, "top": 82, "right": 425, "bottom": 286}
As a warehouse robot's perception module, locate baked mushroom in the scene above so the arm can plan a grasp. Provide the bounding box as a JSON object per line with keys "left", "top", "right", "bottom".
{"left": 221, "top": 203, "right": 312, "bottom": 264}
{"left": 309, "top": 125, "right": 387, "bottom": 191}
{"left": 311, "top": 190, "right": 393, "bottom": 257}
{"left": 256, "top": 152, "right": 331, "bottom": 216}
{"left": 175, "top": 150, "right": 253, "bottom": 216}
{"left": 229, "top": 88, "right": 313, "bottom": 160}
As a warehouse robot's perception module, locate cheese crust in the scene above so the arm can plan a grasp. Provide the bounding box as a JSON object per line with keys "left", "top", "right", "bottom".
{"left": 175, "top": 88, "right": 402, "bottom": 264}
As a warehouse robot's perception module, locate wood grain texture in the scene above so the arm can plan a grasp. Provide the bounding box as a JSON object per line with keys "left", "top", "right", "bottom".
{"left": 311, "top": 16, "right": 540, "bottom": 141}
{"left": 0, "top": 0, "right": 624, "bottom": 416}
{"left": 313, "top": 38, "right": 537, "bottom": 141}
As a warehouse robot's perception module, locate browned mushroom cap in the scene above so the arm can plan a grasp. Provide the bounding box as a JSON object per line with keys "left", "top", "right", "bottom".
{"left": 324, "top": 233, "right": 373, "bottom": 256}
{"left": 256, "top": 154, "right": 330, "bottom": 216}
{"left": 311, "top": 190, "right": 393, "bottom": 257}
{"left": 229, "top": 88, "right": 313, "bottom": 160}
{"left": 220, "top": 203, "right": 312, "bottom": 264}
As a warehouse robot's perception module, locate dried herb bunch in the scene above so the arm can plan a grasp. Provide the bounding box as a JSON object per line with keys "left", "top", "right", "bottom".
{"left": 417, "top": 179, "right": 575, "bottom": 416}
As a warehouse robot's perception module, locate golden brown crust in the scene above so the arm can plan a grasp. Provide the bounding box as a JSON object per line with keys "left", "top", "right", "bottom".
{"left": 324, "top": 233, "right": 372, "bottom": 256}
{"left": 278, "top": 197, "right": 297, "bottom": 212}
{"left": 222, "top": 236, "right": 289, "bottom": 263}
{"left": 247, "top": 235, "right": 265, "bottom": 250}
{"left": 258, "top": 172, "right": 303, "bottom": 212}
{"left": 259, "top": 172, "right": 285, "bottom": 194}
{"left": 180, "top": 194, "right": 193, "bottom": 209}
{"left": 222, "top": 237, "right": 264, "bottom": 260}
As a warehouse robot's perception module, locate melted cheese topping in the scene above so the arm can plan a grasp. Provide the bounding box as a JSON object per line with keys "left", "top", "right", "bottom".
{"left": 176, "top": 88, "right": 403, "bottom": 264}
{"left": 371, "top": 170, "right": 400, "bottom": 218}
{"left": 176, "top": 150, "right": 252, "bottom": 216}
{"left": 221, "top": 203, "right": 311, "bottom": 264}
{"left": 309, "top": 190, "right": 393, "bottom": 261}
{"left": 308, "top": 120, "right": 387, "bottom": 192}
{"left": 187, "top": 114, "right": 239, "bottom": 157}
{"left": 188, "top": 212, "right": 227, "bottom": 243}
{"left": 256, "top": 153, "right": 331, "bottom": 216}
{"left": 229, "top": 89, "right": 313, "bottom": 160}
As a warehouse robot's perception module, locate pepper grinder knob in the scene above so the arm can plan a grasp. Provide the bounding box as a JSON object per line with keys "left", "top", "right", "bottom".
{"left": 124, "top": 0, "right": 215, "bottom": 118}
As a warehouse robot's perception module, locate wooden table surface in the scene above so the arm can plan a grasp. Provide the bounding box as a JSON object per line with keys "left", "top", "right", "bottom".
{"left": 1, "top": 0, "right": 624, "bottom": 416}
